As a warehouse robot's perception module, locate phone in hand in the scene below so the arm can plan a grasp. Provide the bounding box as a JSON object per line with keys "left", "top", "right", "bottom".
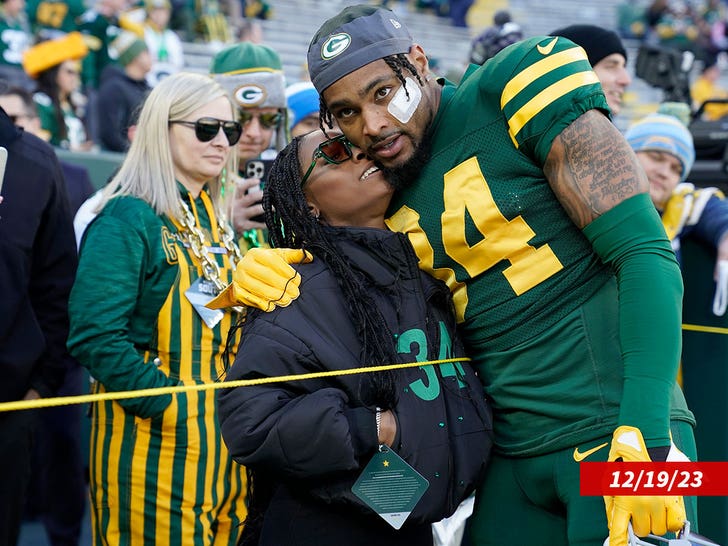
{"left": 244, "top": 159, "right": 275, "bottom": 224}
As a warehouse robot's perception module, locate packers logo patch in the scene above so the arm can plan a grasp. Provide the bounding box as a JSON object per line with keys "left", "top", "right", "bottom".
{"left": 234, "top": 84, "right": 267, "bottom": 107}
{"left": 321, "top": 33, "right": 351, "bottom": 60}
{"left": 161, "top": 226, "right": 178, "bottom": 265}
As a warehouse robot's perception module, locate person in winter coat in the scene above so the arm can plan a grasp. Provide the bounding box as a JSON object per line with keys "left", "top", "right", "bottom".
{"left": 211, "top": 129, "right": 493, "bottom": 546}
{"left": 96, "top": 31, "right": 151, "bottom": 152}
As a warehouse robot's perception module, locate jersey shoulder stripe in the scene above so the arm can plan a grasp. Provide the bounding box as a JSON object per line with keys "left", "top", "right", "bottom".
{"left": 484, "top": 36, "right": 604, "bottom": 148}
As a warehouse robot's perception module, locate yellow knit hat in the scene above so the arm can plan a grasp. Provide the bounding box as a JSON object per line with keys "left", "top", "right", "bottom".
{"left": 22, "top": 32, "right": 88, "bottom": 79}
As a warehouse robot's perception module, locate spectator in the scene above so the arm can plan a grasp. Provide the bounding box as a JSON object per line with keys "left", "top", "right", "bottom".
{"left": 196, "top": 0, "right": 233, "bottom": 44}
{"left": 238, "top": 17, "right": 263, "bottom": 43}
{"left": 0, "top": 0, "right": 33, "bottom": 89}
{"left": 243, "top": 0, "right": 272, "bottom": 20}
{"left": 22, "top": 31, "right": 95, "bottom": 151}
{"left": 213, "top": 129, "right": 492, "bottom": 546}
{"left": 210, "top": 42, "right": 288, "bottom": 244}
{"left": 691, "top": 59, "right": 728, "bottom": 120}
{"left": 0, "top": 83, "right": 93, "bottom": 546}
{"left": 77, "top": 0, "right": 142, "bottom": 92}
{"left": 285, "top": 81, "right": 321, "bottom": 137}
{"left": 625, "top": 113, "right": 728, "bottom": 271}
{"left": 67, "top": 71, "right": 248, "bottom": 545}
{"left": 26, "top": 0, "right": 86, "bottom": 41}
{"left": 0, "top": 84, "right": 94, "bottom": 211}
{"left": 468, "top": 10, "right": 523, "bottom": 66}
{"left": 26, "top": 0, "right": 85, "bottom": 40}
{"left": 0, "top": 96, "right": 77, "bottom": 546}
{"left": 97, "top": 30, "right": 151, "bottom": 152}
{"left": 142, "top": 0, "right": 184, "bottom": 87}
{"left": 551, "top": 24, "right": 632, "bottom": 117}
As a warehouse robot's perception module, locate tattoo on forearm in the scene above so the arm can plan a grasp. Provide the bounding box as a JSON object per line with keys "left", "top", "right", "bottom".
{"left": 545, "top": 110, "right": 647, "bottom": 228}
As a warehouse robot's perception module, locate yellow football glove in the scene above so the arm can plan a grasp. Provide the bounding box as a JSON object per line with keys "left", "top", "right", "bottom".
{"left": 604, "top": 426, "right": 686, "bottom": 546}
{"left": 207, "top": 248, "right": 312, "bottom": 311}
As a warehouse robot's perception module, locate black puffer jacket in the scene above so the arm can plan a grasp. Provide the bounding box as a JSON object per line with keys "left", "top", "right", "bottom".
{"left": 218, "top": 227, "right": 492, "bottom": 536}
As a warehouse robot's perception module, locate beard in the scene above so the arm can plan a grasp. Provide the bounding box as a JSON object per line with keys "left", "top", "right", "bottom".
{"left": 378, "top": 131, "right": 433, "bottom": 192}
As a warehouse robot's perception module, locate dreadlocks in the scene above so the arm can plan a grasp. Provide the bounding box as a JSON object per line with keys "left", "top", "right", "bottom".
{"left": 319, "top": 53, "right": 423, "bottom": 133}
{"left": 237, "top": 135, "right": 401, "bottom": 543}
{"left": 263, "top": 136, "right": 398, "bottom": 409}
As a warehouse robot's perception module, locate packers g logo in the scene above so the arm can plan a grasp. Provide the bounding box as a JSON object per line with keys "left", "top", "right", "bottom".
{"left": 321, "top": 33, "right": 351, "bottom": 60}
{"left": 234, "top": 84, "right": 267, "bottom": 107}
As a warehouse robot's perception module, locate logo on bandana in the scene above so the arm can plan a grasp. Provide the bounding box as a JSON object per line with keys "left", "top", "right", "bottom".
{"left": 234, "top": 84, "right": 267, "bottom": 107}
{"left": 321, "top": 33, "right": 351, "bottom": 60}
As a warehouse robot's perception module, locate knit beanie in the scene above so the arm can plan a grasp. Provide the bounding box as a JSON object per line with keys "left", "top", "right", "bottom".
{"left": 308, "top": 4, "right": 413, "bottom": 93}
{"left": 550, "top": 24, "right": 627, "bottom": 66}
{"left": 285, "top": 81, "right": 319, "bottom": 130}
{"left": 22, "top": 32, "right": 88, "bottom": 78}
{"left": 625, "top": 113, "right": 695, "bottom": 181}
{"left": 110, "top": 31, "right": 148, "bottom": 67}
{"left": 210, "top": 42, "right": 288, "bottom": 151}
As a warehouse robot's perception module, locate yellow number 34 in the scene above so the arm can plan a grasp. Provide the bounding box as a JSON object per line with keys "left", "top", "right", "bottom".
{"left": 387, "top": 157, "right": 563, "bottom": 320}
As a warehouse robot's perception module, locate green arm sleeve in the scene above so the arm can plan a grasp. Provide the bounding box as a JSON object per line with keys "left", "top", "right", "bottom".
{"left": 583, "top": 193, "right": 683, "bottom": 448}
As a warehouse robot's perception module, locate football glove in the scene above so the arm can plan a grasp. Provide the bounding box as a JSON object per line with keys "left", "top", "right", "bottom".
{"left": 206, "top": 248, "right": 312, "bottom": 311}
{"left": 604, "top": 426, "right": 686, "bottom": 546}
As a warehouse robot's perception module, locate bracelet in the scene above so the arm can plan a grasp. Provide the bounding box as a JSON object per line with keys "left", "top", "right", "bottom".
{"left": 375, "top": 407, "right": 382, "bottom": 442}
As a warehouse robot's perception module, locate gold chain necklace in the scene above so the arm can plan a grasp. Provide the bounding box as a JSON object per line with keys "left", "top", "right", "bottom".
{"left": 177, "top": 198, "right": 242, "bottom": 293}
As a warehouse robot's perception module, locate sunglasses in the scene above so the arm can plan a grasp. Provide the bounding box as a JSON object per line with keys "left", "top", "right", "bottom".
{"left": 301, "top": 134, "right": 353, "bottom": 187}
{"left": 239, "top": 111, "right": 282, "bottom": 129}
{"left": 169, "top": 117, "right": 242, "bottom": 145}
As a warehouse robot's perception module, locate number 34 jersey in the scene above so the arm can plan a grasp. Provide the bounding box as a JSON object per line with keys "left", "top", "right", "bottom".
{"left": 386, "top": 36, "right": 619, "bottom": 456}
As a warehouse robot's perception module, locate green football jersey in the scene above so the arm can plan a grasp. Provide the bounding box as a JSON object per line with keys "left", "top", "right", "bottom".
{"left": 26, "top": 0, "right": 85, "bottom": 38}
{"left": 386, "top": 36, "right": 623, "bottom": 455}
{"left": 0, "top": 14, "right": 30, "bottom": 68}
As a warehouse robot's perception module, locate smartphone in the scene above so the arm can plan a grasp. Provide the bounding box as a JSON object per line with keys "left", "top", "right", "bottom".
{"left": 244, "top": 159, "right": 275, "bottom": 224}
{"left": 0, "top": 146, "right": 7, "bottom": 196}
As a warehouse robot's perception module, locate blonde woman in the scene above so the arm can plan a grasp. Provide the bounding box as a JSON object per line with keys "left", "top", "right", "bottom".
{"left": 68, "top": 71, "right": 247, "bottom": 545}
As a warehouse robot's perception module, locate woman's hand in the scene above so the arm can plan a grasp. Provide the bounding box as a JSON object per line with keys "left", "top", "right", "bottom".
{"left": 378, "top": 409, "right": 397, "bottom": 447}
{"left": 231, "top": 175, "right": 266, "bottom": 233}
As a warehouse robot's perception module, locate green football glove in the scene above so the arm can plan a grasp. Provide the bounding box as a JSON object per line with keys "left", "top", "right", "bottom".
{"left": 604, "top": 426, "right": 686, "bottom": 546}
{"left": 207, "top": 248, "right": 312, "bottom": 311}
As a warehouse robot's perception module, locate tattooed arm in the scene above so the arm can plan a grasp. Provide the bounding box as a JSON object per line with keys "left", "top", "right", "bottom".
{"left": 544, "top": 109, "right": 648, "bottom": 228}
{"left": 547, "top": 108, "right": 682, "bottom": 446}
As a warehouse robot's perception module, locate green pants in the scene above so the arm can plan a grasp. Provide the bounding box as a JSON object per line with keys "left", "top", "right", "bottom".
{"left": 465, "top": 420, "right": 698, "bottom": 545}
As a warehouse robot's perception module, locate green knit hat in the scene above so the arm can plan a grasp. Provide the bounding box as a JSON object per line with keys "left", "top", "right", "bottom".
{"left": 210, "top": 42, "right": 288, "bottom": 151}
{"left": 110, "top": 31, "right": 148, "bottom": 67}
{"left": 210, "top": 43, "right": 286, "bottom": 110}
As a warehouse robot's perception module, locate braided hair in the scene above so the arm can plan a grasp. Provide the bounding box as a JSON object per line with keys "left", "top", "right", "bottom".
{"left": 237, "top": 135, "right": 400, "bottom": 546}
{"left": 263, "top": 136, "right": 398, "bottom": 408}
{"left": 319, "top": 53, "right": 424, "bottom": 132}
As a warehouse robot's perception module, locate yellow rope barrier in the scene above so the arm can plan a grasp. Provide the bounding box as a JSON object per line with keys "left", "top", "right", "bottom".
{"left": 682, "top": 323, "right": 728, "bottom": 335}
{"left": 0, "top": 357, "right": 471, "bottom": 413}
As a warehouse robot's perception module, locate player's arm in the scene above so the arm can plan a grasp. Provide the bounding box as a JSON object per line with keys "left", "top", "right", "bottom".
{"left": 545, "top": 109, "right": 686, "bottom": 545}
{"left": 544, "top": 109, "right": 647, "bottom": 227}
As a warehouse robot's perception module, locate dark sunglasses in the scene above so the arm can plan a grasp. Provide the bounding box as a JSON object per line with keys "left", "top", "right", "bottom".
{"left": 301, "top": 134, "right": 353, "bottom": 187}
{"left": 169, "top": 117, "right": 242, "bottom": 145}
{"left": 239, "top": 110, "right": 282, "bottom": 129}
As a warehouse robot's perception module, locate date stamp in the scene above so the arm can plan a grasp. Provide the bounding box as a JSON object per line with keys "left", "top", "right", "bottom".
{"left": 580, "top": 462, "right": 728, "bottom": 495}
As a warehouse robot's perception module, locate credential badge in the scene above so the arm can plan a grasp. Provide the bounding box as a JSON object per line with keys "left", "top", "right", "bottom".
{"left": 321, "top": 33, "right": 351, "bottom": 60}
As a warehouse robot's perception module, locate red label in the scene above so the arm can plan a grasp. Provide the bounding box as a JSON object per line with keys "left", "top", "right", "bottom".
{"left": 580, "top": 462, "right": 728, "bottom": 496}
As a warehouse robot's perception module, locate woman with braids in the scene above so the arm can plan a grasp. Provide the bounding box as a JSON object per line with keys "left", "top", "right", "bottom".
{"left": 212, "top": 130, "right": 492, "bottom": 546}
